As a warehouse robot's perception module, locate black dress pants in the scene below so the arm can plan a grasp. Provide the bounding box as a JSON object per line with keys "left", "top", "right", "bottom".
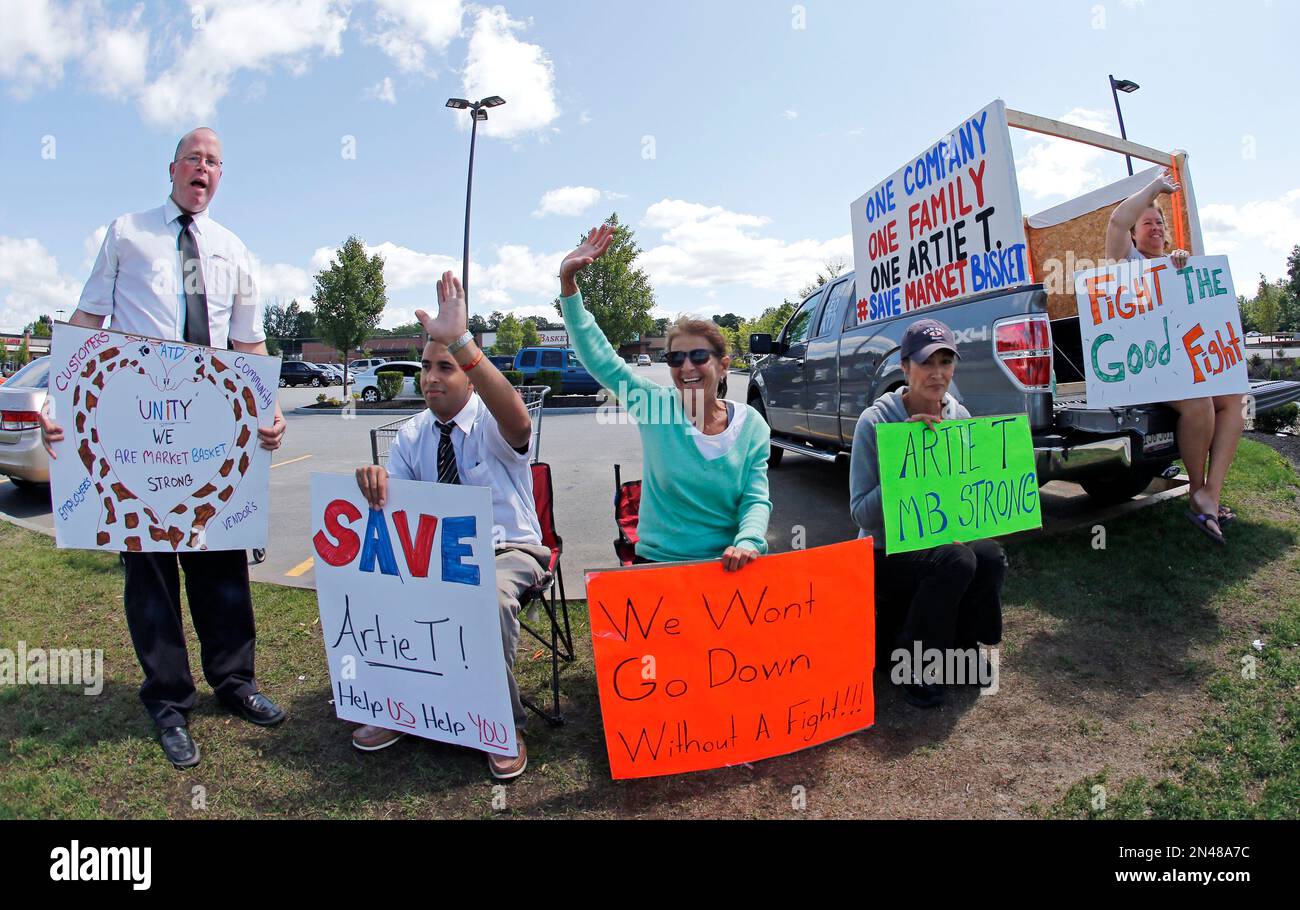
{"left": 874, "top": 539, "right": 1006, "bottom": 660}
{"left": 122, "top": 549, "right": 258, "bottom": 728}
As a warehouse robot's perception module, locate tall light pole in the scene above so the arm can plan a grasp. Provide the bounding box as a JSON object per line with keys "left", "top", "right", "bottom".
{"left": 1109, "top": 75, "right": 1140, "bottom": 176}
{"left": 445, "top": 95, "right": 505, "bottom": 317}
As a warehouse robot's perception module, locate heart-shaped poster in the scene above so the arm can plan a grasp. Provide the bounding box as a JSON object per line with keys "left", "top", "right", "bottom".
{"left": 67, "top": 341, "right": 263, "bottom": 551}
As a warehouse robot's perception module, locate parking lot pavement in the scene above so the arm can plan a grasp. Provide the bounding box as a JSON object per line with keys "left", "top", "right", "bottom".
{"left": 0, "top": 376, "right": 1187, "bottom": 599}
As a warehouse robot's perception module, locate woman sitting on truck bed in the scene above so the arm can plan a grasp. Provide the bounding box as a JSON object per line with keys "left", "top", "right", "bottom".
{"left": 558, "top": 224, "right": 771, "bottom": 571}
{"left": 1105, "top": 168, "right": 1242, "bottom": 546}
{"left": 849, "top": 318, "right": 1007, "bottom": 710}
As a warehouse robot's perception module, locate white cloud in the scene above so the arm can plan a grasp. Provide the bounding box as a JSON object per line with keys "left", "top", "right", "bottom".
{"left": 1201, "top": 187, "right": 1300, "bottom": 282}
{"left": 1014, "top": 108, "right": 1116, "bottom": 201}
{"left": 0, "top": 236, "right": 81, "bottom": 332}
{"left": 82, "top": 7, "right": 149, "bottom": 99}
{"left": 138, "top": 0, "right": 349, "bottom": 129}
{"left": 83, "top": 225, "right": 108, "bottom": 271}
{"left": 639, "top": 199, "right": 852, "bottom": 293}
{"left": 461, "top": 6, "right": 559, "bottom": 139}
{"left": 578, "top": 110, "right": 592, "bottom": 125}
{"left": 367, "top": 0, "right": 463, "bottom": 74}
{"left": 308, "top": 237, "right": 562, "bottom": 321}
{"left": 533, "top": 186, "right": 602, "bottom": 218}
{"left": 783, "top": 110, "right": 798, "bottom": 120}
{"left": 366, "top": 75, "right": 396, "bottom": 104}
{"left": 254, "top": 259, "right": 314, "bottom": 302}
{"left": 0, "top": 0, "right": 85, "bottom": 97}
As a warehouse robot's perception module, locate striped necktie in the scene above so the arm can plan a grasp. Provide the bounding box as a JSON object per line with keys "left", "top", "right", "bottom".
{"left": 176, "top": 214, "right": 210, "bottom": 346}
{"left": 436, "top": 420, "right": 460, "bottom": 485}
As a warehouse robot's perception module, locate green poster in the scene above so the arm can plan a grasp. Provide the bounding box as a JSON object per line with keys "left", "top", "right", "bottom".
{"left": 876, "top": 415, "right": 1041, "bottom": 555}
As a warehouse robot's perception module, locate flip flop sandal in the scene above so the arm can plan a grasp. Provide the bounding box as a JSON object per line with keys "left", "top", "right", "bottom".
{"left": 1186, "top": 510, "right": 1226, "bottom": 545}
{"left": 1218, "top": 506, "right": 1237, "bottom": 526}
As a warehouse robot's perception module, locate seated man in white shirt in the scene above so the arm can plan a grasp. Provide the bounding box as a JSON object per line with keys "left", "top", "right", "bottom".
{"left": 352, "top": 270, "right": 548, "bottom": 780}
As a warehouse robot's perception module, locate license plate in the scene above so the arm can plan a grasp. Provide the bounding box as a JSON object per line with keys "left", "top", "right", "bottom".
{"left": 1144, "top": 432, "right": 1174, "bottom": 452}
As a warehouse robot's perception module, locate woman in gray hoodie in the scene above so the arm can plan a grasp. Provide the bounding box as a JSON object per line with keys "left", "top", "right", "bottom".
{"left": 849, "top": 318, "right": 1006, "bottom": 709}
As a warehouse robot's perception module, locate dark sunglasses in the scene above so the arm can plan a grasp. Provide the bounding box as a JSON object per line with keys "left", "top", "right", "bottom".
{"left": 665, "top": 349, "right": 715, "bottom": 368}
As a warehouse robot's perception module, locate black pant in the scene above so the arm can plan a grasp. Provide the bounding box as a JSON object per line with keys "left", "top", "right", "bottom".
{"left": 874, "top": 540, "right": 1006, "bottom": 660}
{"left": 122, "top": 550, "right": 258, "bottom": 728}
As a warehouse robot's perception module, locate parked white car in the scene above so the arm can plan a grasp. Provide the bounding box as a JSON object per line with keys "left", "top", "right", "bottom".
{"left": 353, "top": 361, "right": 424, "bottom": 403}
{"left": 349, "top": 358, "right": 388, "bottom": 373}
{"left": 636, "top": 354, "right": 652, "bottom": 366}
{"left": 0, "top": 357, "right": 51, "bottom": 489}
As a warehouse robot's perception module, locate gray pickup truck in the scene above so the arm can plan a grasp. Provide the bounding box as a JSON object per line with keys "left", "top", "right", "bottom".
{"left": 748, "top": 275, "right": 1300, "bottom": 503}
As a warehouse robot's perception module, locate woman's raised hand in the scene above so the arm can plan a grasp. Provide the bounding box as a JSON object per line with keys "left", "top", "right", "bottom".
{"left": 560, "top": 224, "right": 615, "bottom": 292}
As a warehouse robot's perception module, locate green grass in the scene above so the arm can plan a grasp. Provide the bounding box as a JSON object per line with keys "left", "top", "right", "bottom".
{"left": 2, "top": 438, "right": 1298, "bottom": 818}
{"left": 1044, "top": 442, "right": 1300, "bottom": 819}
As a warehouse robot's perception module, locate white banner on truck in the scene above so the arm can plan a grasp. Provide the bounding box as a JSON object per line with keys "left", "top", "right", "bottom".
{"left": 1073, "top": 255, "right": 1249, "bottom": 408}
{"left": 849, "top": 99, "right": 1028, "bottom": 325}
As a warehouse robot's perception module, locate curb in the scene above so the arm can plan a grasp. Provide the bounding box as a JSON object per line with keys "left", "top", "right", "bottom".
{"left": 0, "top": 509, "right": 55, "bottom": 538}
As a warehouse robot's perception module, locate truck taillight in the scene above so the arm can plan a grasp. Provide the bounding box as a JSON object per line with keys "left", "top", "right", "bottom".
{"left": 994, "top": 316, "right": 1052, "bottom": 391}
{"left": 1, "top": 410, "right": 41, "bottom": 431}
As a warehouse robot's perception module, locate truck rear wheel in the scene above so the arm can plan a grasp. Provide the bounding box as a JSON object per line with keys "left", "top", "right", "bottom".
{"left": 751, "top": 396, "right": 783, "bottom": 468}
{"left": 1079, "top": 467, "right": 1158, "bottom": 505}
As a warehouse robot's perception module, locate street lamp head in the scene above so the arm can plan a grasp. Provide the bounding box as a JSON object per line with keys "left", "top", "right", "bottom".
{"left": 473, "top": 108, "right": 489, "bottom": 121}
{"left": 480, "top": 95, "right": 506, "bottom": 108}
{"left": 1113, "top": 78, "right": 1140, "bottom": 93}
{"left": 446, "top": 98, "right": 471, "bottom": 109}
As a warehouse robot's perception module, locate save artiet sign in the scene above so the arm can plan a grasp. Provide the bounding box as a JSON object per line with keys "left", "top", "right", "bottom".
{"left": 849, "top": 99, "right": 1029, "bottom": 325}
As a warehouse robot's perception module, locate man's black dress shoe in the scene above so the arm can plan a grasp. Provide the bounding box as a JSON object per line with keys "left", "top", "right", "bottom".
{"left": 159, "top": 726, "right": 200, "bottom": 769}
{"left": 222, "top": 692, "right": 286, "bottom": 727}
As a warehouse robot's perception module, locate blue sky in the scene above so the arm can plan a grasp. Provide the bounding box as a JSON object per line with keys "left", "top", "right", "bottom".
{"left": 2, "top": 0, "right": 1298, "bottom": 334}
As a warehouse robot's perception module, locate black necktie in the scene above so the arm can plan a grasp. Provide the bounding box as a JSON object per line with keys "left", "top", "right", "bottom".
{"left": 177, "top": 214, "right": 211, "bottom": 346}
{"left": 436, "top": 421, "right": 460, "bottom": 485}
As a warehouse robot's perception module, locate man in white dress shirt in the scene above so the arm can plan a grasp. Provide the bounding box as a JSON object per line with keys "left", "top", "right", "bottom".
{"left": 40, "top": 128, "right": 288, "bottom": 769}
{"left": 353, "top": 271, "right": 549, "bottom": 780}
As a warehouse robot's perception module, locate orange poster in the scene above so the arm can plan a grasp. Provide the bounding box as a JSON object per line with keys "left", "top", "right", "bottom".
{"left": 585, "top": 539, "right": 875, "bottom": 779}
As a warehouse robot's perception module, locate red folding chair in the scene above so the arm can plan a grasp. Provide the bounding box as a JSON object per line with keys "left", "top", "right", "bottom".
{"left": 613, "top": 463, "right": 642, "bottom": 566}
{"left": 518, "top": 462, "right": 574, "bottom": 725}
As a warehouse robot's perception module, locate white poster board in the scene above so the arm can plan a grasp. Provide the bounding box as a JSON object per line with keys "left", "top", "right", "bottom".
{"left": 310, "top": 473, "right": 518, "bottom": 757}
{"left": 48, "top": 323, "right": 279, "bottom": 552}
{"left": 849, "top": 99, "right": 1028, "bottom": 325}
{"left": 1074, "top": 255, "right": 1249, "bottom": 408}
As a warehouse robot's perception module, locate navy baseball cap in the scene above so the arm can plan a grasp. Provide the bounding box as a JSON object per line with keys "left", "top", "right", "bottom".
{"left": 900, "top": 318, "right": 961, "bottom": 364}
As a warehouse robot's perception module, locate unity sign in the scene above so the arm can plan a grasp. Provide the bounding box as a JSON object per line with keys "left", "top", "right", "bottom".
{"left": 310, "top": 475, "right": 518, "bottom": 757}
{"left": 850, "top": 99, "right": 1028, "bottom": 325}
{"left": 1074, "top": 255, "right": 1249, "bottom": 409}
{"left": 876, "top": 415, "right": 1042, "bottom": 555}
{"left": 47, "top": 323, "right": 280, "bottom": 552}
{"left": 586, "top": 540, "right": 875, "bottom": 780}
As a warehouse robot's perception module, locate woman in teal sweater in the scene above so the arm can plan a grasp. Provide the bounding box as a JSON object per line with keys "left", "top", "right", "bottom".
{"left": 560, "top": 224, "right": 771, "bottom": 571}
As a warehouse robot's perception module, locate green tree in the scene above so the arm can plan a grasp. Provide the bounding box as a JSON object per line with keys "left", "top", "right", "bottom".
{"left": 1238, "top": 294, "right": 1257, "bottom": 334}
{"left": 1253, "top": 275, "right": 1282, "bottom": 363}
{"left": 312, "top": 236, "right": 388, "bottom": 389}
{"left": 552, "top": 213, "right": 655, "bottom": 346}
{"left": 262, "top": 301, "right": 286, "bottom": 354}
{"left": 526, "top": 314, "right": 563, "bottom": 331}
{"left": 494, "top": 314, "right": 525, "bottom": 355}
{"left": 712, "top": 313, "right": 742, "bottom": 330}
{"left": 519, "top": 318, "right": 541, "bottom": 349}
{"left": 651, "top": 317, "right": 671, "bottom": 337}
{"left": 737, "top": 300, "right": 797, "bottom": 355}
{"left": 796, "top": 257, "right": 848, "bottom": 299}
{"left": 22, "top": 315, "right": 53, "bottom": 338}
{"left": 487, "top": 311, "right": 505, "bottom": 331}
{"left": 468, "top": 313, "right": 490, "bottom": 335}
{"left": 1285, "top": 244, "right": 1300, "bottom": 301}
{"left": 14, "top": 337, "right": 30, "bottom": 368}
{"left": 292, "top": 303, "right": 317, "bottom": 339}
